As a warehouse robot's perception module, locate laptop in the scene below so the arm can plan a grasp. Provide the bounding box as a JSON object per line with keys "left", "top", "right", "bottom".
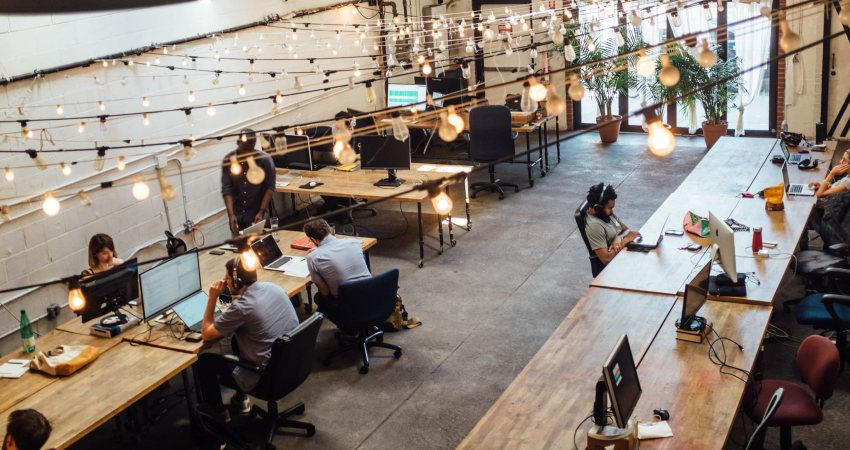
{"left": 250, "top": 235, "right": 307, "bottom": 274}
{"left": 780, "top": 140, "right": 804, "bottom": 164}
{"left": 240, "top": 220, "right": 266, "bottom": 236}
{"left": 782, "top": 162, "right": 815, "bottom": 196}
{"left": 627, "top": 214, "right": 670, "bottom": 251}
{"left": 172, "top": 290, "right": 220, "bottom": 332}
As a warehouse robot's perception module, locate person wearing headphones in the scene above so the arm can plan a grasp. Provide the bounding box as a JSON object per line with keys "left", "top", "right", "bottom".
{"left": 197, "top": 256, "right": 299, "bottom": 422}
{"left": 584, "top": 183, "right": 640, "bottom": 266}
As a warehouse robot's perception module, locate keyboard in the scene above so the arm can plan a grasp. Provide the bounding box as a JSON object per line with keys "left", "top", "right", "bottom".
{"left": 268, "top": 256, "right": 292, "bottom": 269}
{"left": 790, "top": 184, "right": 803, "bottom": 193}
{"left": 788, "top": 153, "right": 802, "bottom": 164}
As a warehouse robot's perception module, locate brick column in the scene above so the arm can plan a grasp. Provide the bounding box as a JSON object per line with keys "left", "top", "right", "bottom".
{"left": 776, "top": 0, "right": 787, "bottom": 136}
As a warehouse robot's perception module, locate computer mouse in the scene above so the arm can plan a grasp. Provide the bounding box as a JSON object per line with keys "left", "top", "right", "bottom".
{"left": 653, "top": 408, "right": 670, "bottom": 421}
{"left": 308, "top": 181, "right": 318, "bottom": 187}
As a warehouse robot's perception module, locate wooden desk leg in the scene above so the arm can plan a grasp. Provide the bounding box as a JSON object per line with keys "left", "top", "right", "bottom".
{"left": 305, "top": 285, "right": 314, "bottom": 314}
{"left": 526, "top": 133, "right": 534, "bottom": 187}
{"left": 446, "top": 186, "right": 456, "bottom": 247}
{"left": 555, "top": 116, "right": 561, "bottom": 163}
{"left": 417, "top": 203, "right": 425, "bottom": 268}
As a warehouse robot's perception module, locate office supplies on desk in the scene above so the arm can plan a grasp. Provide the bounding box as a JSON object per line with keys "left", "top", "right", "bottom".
{"left": 627, "top": 214, "right": 670, "bottom": 251}
{"left": 89, "top": 317, "right": 140, "bottom": 338}
{"left": 290, "top": 235, "right": 316, "bottom": 251}
{"left": 336, "top": 163, "right": 358, "bottom": 172}
{"left": 300, "top": 181, "right": 323, "bottom": 189}
{"left": 782, "top": 162, "right": 815, "bottom": 196}
{"left": 0, "top": 360, "right": 30, "bottom": 378}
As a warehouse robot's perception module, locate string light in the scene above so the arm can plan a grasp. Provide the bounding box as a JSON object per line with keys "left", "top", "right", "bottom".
{"left": 142, "top": 96, "right": 150, "bottom": 107}
{"left": 545, "top": 85, "right": 566, "bottom": 116}
{"left": 143, "top": 113, "right": 150, "bottom": 126}
{"left": 659, "top": 54, "right": 680, "bottom": 87}
{"left": 183, "top": 142, "right": 197, "bottom": 161}
{"left": 0, "top": 205, "right": 9, "bottom": 222}
{"left": 528, "top": 77, "right": 548, "bottom": 102}
{"left": 841, "top": 1, "right": 850, "bottom": 26}
{"left": 158, "top": 173, "right": 177, "bottom": 201}
{"left": 20, "top": 122, "right": 33, "bottom": 139}
{"left": 238, "top": 84, "right": 246, "bottom": 96}
{"left": 67, "top": 278, "right": 85, "bottom": 312}
{"left": 117, "top": 156, "right": 127, "bottom": 171}
{"left": 79, "top": 190, "right": 92, "bottom": 206}
{"left": 42, "top": 192, "right": 60, "bottom": 216}
{"left": 438, "top": 111, "right": 459, "bottom": 142}
{"left": 275, "top": 90, "right": 283, "bottom": 104}
{"left": 56, "top": 104, "right": 64, "bottom": 116}
{"left": 132, "top": 176, "right": 150, "bottom": 200}
{"left": 636, "top": 50, "right": 655, "bottom": 78}
{"left": 187, "top": 91, "right": 196, "bottom": 102}
{"left": 27, "top": 150, "right": 48, "bottom": 171}
{"left": 207, "top": 103, "right": 216, "bottom": 116}
{"left": 240, "top": 241, "right": 260, "bottom": 271}
{"left": 391, "top": 111, "right": 410, "bottom": 142}
{"left": 698, "top": 40, "right": 717, "bottom": 68}
{"left": 365, "top": 80, "right": 377, "bottom": 106}
{"left": 422, "top": 60, "right": 432, "bottom": 75}
{"left": 94, "top": 148, "right": 106, "bottom": 171}
{"left": 446, "top": 106, "right": 465, "bottom": 134}
{"left": 246, "top": 156, "right": 266, "bottom": 184}
{"left": 98, "top": 100, "right": 106, "bottom": 112}
{"left": 230, "top": 155, "right": 242, "bottom": 175}
{"left": 645, "top": 110, "right": 675, "bottom": 156}
{"left": 60, "top": 162, "right": 71, "bottom": 176}
{"left": 294, "top": 77, "right": 303, "bottom": 91}
{"left": 567, "top": 75, "right": 585, "bottom": 101}
{"left": 779, "top": 19, "right": 802, "bottom": 53}
{"left": 4, "top": 167, "right": 13, "bottom": 182}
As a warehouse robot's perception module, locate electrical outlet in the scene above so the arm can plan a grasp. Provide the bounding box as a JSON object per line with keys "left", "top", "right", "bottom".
{"left": 46, "top": 304, "right": 60, "bottom": 319}
{"left": 183, "top": 220, "right": 194, "bottom": 234}
{"left": 155, "top": 154, "right": 169, "bottom": 169}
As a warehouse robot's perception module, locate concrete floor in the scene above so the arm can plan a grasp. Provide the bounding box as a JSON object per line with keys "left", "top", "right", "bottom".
{"left": 71, "top": 133, "right": 849, "bottom": 450}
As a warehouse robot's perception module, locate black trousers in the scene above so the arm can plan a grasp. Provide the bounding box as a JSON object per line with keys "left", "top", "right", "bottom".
{"left": 196, "top": 341, "right": 243, "bottom": 411}
{"left": 314, "top": 293, "right": 345, "bottom": 329}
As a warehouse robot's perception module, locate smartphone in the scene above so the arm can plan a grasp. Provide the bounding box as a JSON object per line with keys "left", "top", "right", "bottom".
{"left": 686, "top": 243, "right": 702, "bottom": 252}
{"left": 209, "top": 250, "right": 225, "bottom": 256}
{"left": 665, "top": 229, "right": 684, "bottom": 236}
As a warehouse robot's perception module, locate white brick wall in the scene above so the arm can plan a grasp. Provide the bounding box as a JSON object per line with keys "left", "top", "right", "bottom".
{"left": 0, "top": 0, "right": 410, "bottom": 354}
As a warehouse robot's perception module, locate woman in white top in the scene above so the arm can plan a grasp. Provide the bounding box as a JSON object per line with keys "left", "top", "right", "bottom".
{"left": 83, "top": 233, "right": 124, "bottom": 275}
{"left": 811, "top": 150, "right": 850, "bottom": 198}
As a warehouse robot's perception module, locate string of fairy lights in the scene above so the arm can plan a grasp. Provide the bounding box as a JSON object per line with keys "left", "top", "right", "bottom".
{"left": 0, "top": 0, "right": 844, "bottom": 306}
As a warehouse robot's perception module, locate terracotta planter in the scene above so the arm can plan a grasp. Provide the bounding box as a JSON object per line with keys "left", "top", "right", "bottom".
{"left": 702, "top": 121, "right": 728, "bottom": 150}
{"left": 597, "top": 115, "right": 623, "bottom": 143}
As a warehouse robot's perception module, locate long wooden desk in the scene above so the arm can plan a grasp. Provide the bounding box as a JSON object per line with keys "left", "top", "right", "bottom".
{"left": 637, "top": 299, "right": 772, "bottom": 449}
{"left": 675, "top": 137, "right": 777, "bottom": 197}
{"left": 457, "top": 289, "right": 677, "bottom": 449}
{"left": 277, "top": 163, "right": 470, "bottom": 268}
{"left": 0, "top": 341, "right": 195, "bottom": 449}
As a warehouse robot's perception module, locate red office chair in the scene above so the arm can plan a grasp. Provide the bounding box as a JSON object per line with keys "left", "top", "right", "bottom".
{"left": 743, "top": 335, "right": 839, "bottom": 450}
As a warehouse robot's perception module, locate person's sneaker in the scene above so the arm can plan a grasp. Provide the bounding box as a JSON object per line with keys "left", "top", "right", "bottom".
{"left": 230, "top": 393, "right": 251, "bottom": 415}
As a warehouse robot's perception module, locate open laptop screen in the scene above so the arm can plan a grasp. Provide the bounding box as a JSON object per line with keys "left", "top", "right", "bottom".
{"left": 251, "top": 235, "right": 284, "bottom": 267}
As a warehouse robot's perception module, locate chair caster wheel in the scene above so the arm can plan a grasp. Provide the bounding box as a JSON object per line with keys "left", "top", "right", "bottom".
{"left": 451, "top": 240, "right": 457, "bottom": 247}
{"left": 306, "top": 425, "right": 316, "bottom": 437}
{"left": 359, "top": 365, "right": 369, "bottom": 374}
{"left": 294, "top": 404, "right": 305, "bottom": 416}
{"left": 322, "top": 359, "right": 331, "bottom": 367}
{"left": 394, "top": 350, "right": 402, "bottom": 358}
{"left": 418, "top": 261, "right": 424, "bottom": 268}
{"left": 498, "top": 194, "right": 505, "bottom": 200}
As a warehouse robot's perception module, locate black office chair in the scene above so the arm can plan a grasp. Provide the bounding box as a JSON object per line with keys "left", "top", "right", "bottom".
{"left": 321, "top": 269, "right": 403, "bottom": 374}
{"left": 794, "top": 268, "right": 850, "bottom": 371}
{"left": 220, "top": 313, "right": 324, "bottom": 450}
{"left": 468, "top": 105, "right": 520, "bottom": 200}
{"left": 575, "top": 199, "right": 606, "bottom": 278}
{"left": 745, "top": 388, "right": 784, "bottom": 450}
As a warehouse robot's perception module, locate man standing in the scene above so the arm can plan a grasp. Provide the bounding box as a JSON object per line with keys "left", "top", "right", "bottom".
{"left": 303, "top": 219, "right": 371, "bottom": 321}
{"left": 198, "top": 257, "right": 299, "bottom": 421}
{"left": 221, "top": 128, "right": 277, "bottom": 234}
{"left": 3, "top": 409, "right": 51, "bottom": 450}
{"left": 584, "top": 183, "right": 640, "bottom": 267}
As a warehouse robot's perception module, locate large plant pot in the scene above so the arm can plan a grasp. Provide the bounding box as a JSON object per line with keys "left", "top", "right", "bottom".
{"left": 702, "top": 121, "right": 728, "bottom": 150}
{"left": 597, "top": 115, "right": 623, "bottom": 143}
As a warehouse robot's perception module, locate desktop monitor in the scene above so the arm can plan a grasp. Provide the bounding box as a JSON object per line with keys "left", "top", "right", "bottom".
{"left": 708, "top": 211, "right": 746, "bottom": 295}
{"left": 677, "top": 263, "right": 711, "bottom": 331}
{"left": 79, "top": 258, "right": 139, "bottom": 324}
{"left": 140, "top": 250, "right": 201, "bottom": 321}
{"left": 415, "top": 76, "right": 468, "bottom": 107}
{"left": 601, "top": 335, "right": 642, "bottom": 429}
{"left": 387, "top": 83, "right": 427, "bottom": 111}
{"left": 270, "top": 134, "right": 317, "bottom": 171}
{"left": 304, "top": 126, "right": 337, "bottom": 166}
{"left": 357, "top": 135, "right": 412, "bottom": 187}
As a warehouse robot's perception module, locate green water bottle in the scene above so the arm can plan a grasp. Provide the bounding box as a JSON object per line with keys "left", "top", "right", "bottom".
{"left": 20, "top": 309, "right": 35, "bottom": 353}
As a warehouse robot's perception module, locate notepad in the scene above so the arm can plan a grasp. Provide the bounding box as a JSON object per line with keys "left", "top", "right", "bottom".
{"left": 290, "top": 235, "right": 316, "bottom": 251}
{"left": 0, "top": 359, "right": 30, "bottom": 379}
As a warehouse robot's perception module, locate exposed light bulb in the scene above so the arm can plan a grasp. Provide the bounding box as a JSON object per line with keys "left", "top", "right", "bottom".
{"left": 446, "top": 106, "right": 465, "bottom": 133}
{"left": 646, "top": 115, "right": 675, "bottom": 156}
{"left": 207, "top": 103, "right": 216, "bottom": 116}
{"left": 68, "top": 278, "right": 86, "bottom": 311}
{"left": 238, "top": 84, "right": 246, "bottom": 96}
{"left": 0, "top": 205, "right": 9, "bottom": 222}
{"left": 295, "top": 126, "right": 304, "bottom": 136}
{"left": 422, "top": 61, "right": 432, "bottom": 75}
{"left": 78, "top": 121, "right": 86, "bottom": 134}
{"left": 143, "top": 113, "right": 150, "bottom": 126}
{"left": 4, "top": 167, "right": 13, "bottom": 182}
{"left": 142, "top": 96, "right": 150, "bottom": 107}
{"left": 56, "top": 104, "right": 63, "bottom": 115}
{"left": 698, "top": 40, "right": 717, "bottom": 68}
{"left": 94, "top": 148, "right": 106, "bottom": 171}
{"left": 391, "top": 112, "right": 410, "bottom": 142}
{"left": 132, "top": 176, "right": 150, "bottom": 200}
{"left": 246, "top": 156, "right": 266, "bottom": 185}
{"left": 294, "top": 76, "right": 303, "bottom": 91}
{"left": 779, "top": 19, "right": 802, "bottom": 53}
{"left": 659, "top": 54, "right": 680, "bottom": 87}
{"left": 568, "top": 75, "right": 585, "bottom": 101}
{"left": 187, "top": 91, "right": 196, "bottom": 102}
{"left": 671, "top": 12, "right": 681, "bottom": 27}
{"left": 230, "top": 155, "right": 242, "bottom": 175}
{"left": 430, "top": 188, "right": 453, "bottom": 215}
{"left": 636, "top": 51, "right": 655, "bottom": 78}
{"left": 528, "top": 78, "right": 548, "bottom": 102}
{"left": 183, "top": 143, "right": 197, "bottom": 161}
{"left": 545, "top": 85, "right": 566, "bottom": 116}
{"left": 158, "top": 173, "right": 177, "bottom": 201}
{"left": 274, "top": 90, "right": 283, "bottom": 104}
{"left": 60, "top": 162, "right": 71, "bottom": 176}
{"left": 353, "top": 66, "right": 362, "bottom": 77}
{"left": 98, "top": 100, "right": 106, "bottom": 112}
{"left": 116, "top": 156, "right": 126, "bottom": 171}
{"left": 78, "top": 190, "right": 92, "bottom": 206}
{"left": 42, "top": 192, "right": 60, "bottom": 216}
{"left": 438, "top": 112, "right": 459, "bottom": 142}
{"left": 483, "top": 27, "right": 495, "bottom": 40}
{"left": 240, "top": 246, "right": 260, "bottom": 271}
{"left": 841, "top": 3, "right": 850, "bottom": 26}
{"left": 27, "top": 150, "right": 48, "bottom": 171}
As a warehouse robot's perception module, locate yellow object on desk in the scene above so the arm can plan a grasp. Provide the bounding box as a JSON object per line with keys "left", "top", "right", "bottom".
{"left": 336, "top": 163, "right": 358, "bottom": 172}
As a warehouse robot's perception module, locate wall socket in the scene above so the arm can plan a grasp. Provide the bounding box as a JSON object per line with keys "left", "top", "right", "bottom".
{"left": 183, "top": 220, "right": 194, "bottom": 234}
{"left": 46, "top": 304, "right": 60, "bottom": 319}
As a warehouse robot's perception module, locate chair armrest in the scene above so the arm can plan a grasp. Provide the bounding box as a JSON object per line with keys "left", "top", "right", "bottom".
{"left": 220, "top": 354, "right": 263, "bottom": 373}
{"left": 821, "top": 294, "right": 850, "bottom": 327}
{"left": 826, "top": 243, "right": 849, "bottom": 255}
{"left": 825, "top": 267, "right": 850, "bottom": 280}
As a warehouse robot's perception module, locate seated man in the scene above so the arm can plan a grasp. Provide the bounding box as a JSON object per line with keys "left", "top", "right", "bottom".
{"left": 198, "top": 256, "right": 299, "bottom": 421}
{"left": 304, "top": 219, "right": 371, "bottom": 322}
{"left": 4, "top": 409, "right": 51, "bottom": 450}
{"left": 584, "top": 183, "right": 640, "bottom": 266}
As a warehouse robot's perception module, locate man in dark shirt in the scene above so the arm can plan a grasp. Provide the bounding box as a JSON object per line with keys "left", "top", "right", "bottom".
{"left": 221, "top": 128, "right": 276, "bottom": 234}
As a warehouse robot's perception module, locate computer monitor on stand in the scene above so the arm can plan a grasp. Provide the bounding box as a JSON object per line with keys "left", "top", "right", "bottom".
{"left": 357, "top": 135, "right": 412, "bottom": 187}
{"left": 707, "top": 211, "right": 747, "bottom": 296}
{"left": 78, "top": 258, "right": 139, "bottom": 325}
{"left": 676, "top": 263, "right": 711, "bottom": 332}
{"left": 593, "top": 335, "right": 642, "bottom": 430}
{"left": 387, "top": 83, "right": 428, "bottom": 111}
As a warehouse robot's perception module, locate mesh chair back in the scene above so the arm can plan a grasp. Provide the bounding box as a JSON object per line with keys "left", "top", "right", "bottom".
{"left": 260, "top": 313, "right": 324, "bottom": 400}
{"left": 796, "top": 335, "right": 840, "bottom": 402}
{"left": 336, "top": 269, "right": 400, "bottom": 329}
{"left": 469, "top": 105, "right": 515, "bottom": 163}
{"left": 575, "top": 199, "right": 605, "bottom": 277}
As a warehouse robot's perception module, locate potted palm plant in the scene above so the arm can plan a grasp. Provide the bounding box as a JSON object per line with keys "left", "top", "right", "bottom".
{"left": 571, "top": 27, "right": 644, "bottom": 143}
{"left": 666, "top": 43, "right": 744, "bottom": 149}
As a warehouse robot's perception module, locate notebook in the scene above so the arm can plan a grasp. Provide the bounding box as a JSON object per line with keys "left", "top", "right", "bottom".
{"left": 290, "top": 235, "right": 316, "bottom": 251}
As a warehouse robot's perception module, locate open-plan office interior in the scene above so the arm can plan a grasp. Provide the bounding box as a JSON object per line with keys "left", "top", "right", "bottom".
{"left": 0, "top": 0, "right": 849, "bottom": 449}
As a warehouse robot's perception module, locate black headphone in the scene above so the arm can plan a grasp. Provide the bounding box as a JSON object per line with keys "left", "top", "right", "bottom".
{"left": 230, "top": 257, "right": 244, "bottom": 291}
{"left": 593, "top": 183, "right": 612, "bottom": 221}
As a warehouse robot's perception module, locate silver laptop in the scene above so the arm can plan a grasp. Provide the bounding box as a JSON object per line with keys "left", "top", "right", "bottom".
{"left": 627, "top": 214, "right": 670, "bottom": 251}
{"left": 251, "top": 235, "right": 298, "bottom": 272}
{"left": 172, "top": 291, "right": 220, "bottom": 332}
{"left": 780, "top": 140, "right": 804, "bottom": 164}
{"left": 240, "top": 220, "right": 266, "bottom": 236}
{"left": 782, "top": 162, "right": 815, "bottom": 196}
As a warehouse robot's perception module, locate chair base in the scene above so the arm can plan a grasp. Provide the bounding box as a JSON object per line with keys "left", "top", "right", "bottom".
{"left": 323, "top": 326, "right": 402, "bottom": 374}
{"left": 470, "top": 180, "right": 519, "bottom": 200}
{"left": 249, "top": 401, "right": 315, "bottom": 450}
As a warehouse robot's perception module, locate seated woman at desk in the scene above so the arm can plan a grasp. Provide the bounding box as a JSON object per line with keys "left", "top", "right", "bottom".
{"left": 83, "top": 233, "right": 123, "bottom": 275}
{"left": 811, "top": 150, "right": 850, "bottom": 198}
{"left": 584, "top": 183, "right": 640, "bottom": 266}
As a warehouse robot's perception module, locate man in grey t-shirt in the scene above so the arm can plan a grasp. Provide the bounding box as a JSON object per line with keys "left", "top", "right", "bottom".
{"left": 584, "top": 183, "right": 640, "bottom": 267}
{"left": 197, "top": 256, "right": 298, "bottom": 421}
{"left": 304, "top": 219, "right": 371, "bottom": 324}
